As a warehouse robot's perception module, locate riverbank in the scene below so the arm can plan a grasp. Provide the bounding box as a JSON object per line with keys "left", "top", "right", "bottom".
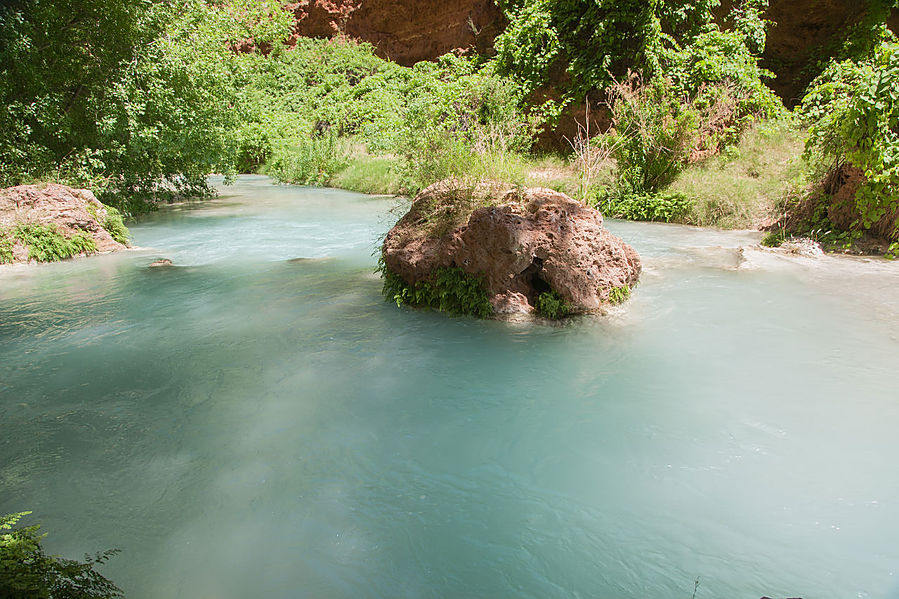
{"left": 267, "top": 121, "right": 807, "bottom": 232}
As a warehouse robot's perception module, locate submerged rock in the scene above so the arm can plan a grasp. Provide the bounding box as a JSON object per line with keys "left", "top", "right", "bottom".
{"left": 381, "top": 181, "right": 642, "bottom": 317}
{"left": 149, "top": 259, "right": 174, "bottom": 267}
{"left": 0, "top": 184, "right": 129, "bottom": 265}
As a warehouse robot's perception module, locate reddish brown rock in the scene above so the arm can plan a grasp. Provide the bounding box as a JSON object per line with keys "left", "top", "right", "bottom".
{"left": 0, "top": 184, "right": 128, "bottom": 264}
{"left": 382, "top": 181, "right": 641, "bottom": 315}
{"left": 286, "top": 0, "right": 505, "bottom": 65}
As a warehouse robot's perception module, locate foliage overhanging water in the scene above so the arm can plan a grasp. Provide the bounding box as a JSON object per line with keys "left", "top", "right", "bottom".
{"left": 2, "top": 176, "right": 899, "bottom": 598}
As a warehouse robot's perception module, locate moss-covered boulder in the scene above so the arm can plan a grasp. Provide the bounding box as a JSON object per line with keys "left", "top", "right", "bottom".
{"left": 380, "top": 180, "right": 642, "bottom": 318}
{"left": 0, "top": 184, "right": 129, "bottom": 265}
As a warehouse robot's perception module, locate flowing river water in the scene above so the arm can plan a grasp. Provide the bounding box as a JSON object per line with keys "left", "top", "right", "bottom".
{"left": 2, "top": 176, "right": 899, "bottom": 598}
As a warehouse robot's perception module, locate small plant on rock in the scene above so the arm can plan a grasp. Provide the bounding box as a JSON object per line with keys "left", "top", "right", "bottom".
{"left": 535, "top": 290, "right": 572, "bottom": 319}
{"left": 87, "top": 203, "right": 130, "bottom": 246}
{"left": 14, "top": 224, "right": 98, "bottom": 262}
{"left": 378, "top": 258, "right": 493, "bottom": 318}
{"left": 607, "top": 285, "right": 631, "bottom": 305}
{"left": 0, "top": 230, "right": 14, "bottom": 264}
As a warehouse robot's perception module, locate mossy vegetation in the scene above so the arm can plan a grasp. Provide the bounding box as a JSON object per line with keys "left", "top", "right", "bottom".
{"left": 13, "top": 224, "right": 97, "bottom": 263}
{"left": 535, "top": 290, "right": 572, "bottom": 319}
{"left": 378, "top": 259, "right": 493, "bottom": 318}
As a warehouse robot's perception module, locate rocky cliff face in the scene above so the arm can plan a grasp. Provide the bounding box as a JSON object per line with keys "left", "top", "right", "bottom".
{"left": 382, "top": 181, "right": 642, "bottom": 316}
{"left": 287, "top": 0, "right": 504, "bottom": 65}
{"left": 720, "top": 0, "right": 897, "bottom": 104}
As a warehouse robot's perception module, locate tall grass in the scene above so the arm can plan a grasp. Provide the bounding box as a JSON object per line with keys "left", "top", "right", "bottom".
{"left": 667, "top": 121, "right": 808, "bottom": 228}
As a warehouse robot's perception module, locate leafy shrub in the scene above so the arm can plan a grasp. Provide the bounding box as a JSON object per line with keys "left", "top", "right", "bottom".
{"left": 495, "top": 0, "right": 708, "bottom": 99}
{"left": 393, "top": 57, "right": 534, "bottom": 192}
{"left": 265, "top": 131, "right": 349, "bottom": 185}
{"left": 13, "top": 224, "right": 97, "bottom": 262}
{"left": 801, "top": 39, "right": 899, "bottom": 239}
{"left": 1, "top": 512, "right": 122, "bottom": 599}
{"left": 0, "top": 0, "right": 262, "bottom": 213}
{"left": 86, "top": 203, "right": 130, "bottom": 245}
{"left": 598, "top": 191, "right": 695, "bottom": 222}
{"left": 535, "top": 290, "right": 571, "bottom": 319}
{"left": 0, "top": 230, "right": 14, "bottom": 264}
{"left": 379, "top": 259, "right": 493, "bottom": 318}
{"left": 101, "top": 206, "right": 129, "bottom": 246}
{"left": 605, "top": 74, "right": 700, "bottom": 194}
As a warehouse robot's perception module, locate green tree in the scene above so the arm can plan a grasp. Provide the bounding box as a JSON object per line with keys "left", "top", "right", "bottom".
{"left": 0, "top": 0, "right": 290, "bottom": 214}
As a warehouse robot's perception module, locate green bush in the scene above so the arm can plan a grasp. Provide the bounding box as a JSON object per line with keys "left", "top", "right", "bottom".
{"left": 0, "top": 230, "right": 14, "bottom": 264}
{"left": 0, "top": 0, "right": 275, "bottom": 214}
{"left": 605, "top": 75, "right": 700, "bottom": 194}
{"left": 535, "top": 290, "right": 572, "bottom": 319}
{"left": 101, "top": 206, "right": 129, "bottom": 246}
{"left": 597, "top": 191, "right": 695, "bottom": 222}
{"left": 86, "top": 203, "right": 130, "bottom": 246}
{"left": 801, "top": 38, "right": 899, "bottom": 238}
{"left": 1, "top": 512, "right": 122, "bottom": 599}
{"left": 13, "top": 224, "right": 97, "bottom": 262}
{"left": 379, "top": 259, "right": 493, "bottom": 318}
{"left": 265, "top": 131, "right": 349, "bottom": 185}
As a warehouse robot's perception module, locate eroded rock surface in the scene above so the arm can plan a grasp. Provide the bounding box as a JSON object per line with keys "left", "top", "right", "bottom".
{"left": 382, "top": 181, "right": 641, "bottom": 315}
{"left": 0, "top": 184, "right": 128, "bottom": 264}
{"left": 287, "top": 0, "right": 504, "bottom": 65}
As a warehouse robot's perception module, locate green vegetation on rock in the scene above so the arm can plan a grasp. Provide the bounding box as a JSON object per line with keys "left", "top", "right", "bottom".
{"left": 535, "top": 290, "right": 572, "bottom": 319}
{"left": 0, "top": 229, "right": 13, "bottom": 264}
{"left": 379, "top": 259, "right": 493, "bottom": 318}
{"left": 608, "top": 285, "right": 632, "bottom": 305}
{"left": 13, "top": 224, "right": 97, "bottom": 263}
{"left": 86, "top": 203, "right": 130, "bottom": 246}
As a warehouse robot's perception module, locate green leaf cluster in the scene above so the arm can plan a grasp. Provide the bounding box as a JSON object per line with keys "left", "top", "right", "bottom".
{"left": 13, "top": 224, "right": 97, "bottom": 263}
{"left": 598, "top": 190, "right": 695, "bottom": 222}
{"left": 1, "top": 512, "right": 122, "bottom": 599}
{"left": 233, "top": 41, "right": 534, "bottom": 193}
{"left": 379, "top": 259, "right": 493, "bottom": 318}
{"left": 85, "top": 203, "right": 130, "bottom": 246}
{"left": 535, "top": 290, "right": 572, "bottom": 319}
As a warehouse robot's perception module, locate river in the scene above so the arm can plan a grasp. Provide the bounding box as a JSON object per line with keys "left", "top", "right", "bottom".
{"left": 2, "top": 176, "right": 899, "bottom": 598}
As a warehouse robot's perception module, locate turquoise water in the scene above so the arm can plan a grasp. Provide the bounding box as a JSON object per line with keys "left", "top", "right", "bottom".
{"left": 2, "top": 176, "right": 899, "bottom": 598}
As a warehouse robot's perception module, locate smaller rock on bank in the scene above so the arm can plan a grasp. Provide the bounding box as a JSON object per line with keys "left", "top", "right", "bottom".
{"left": 381, "top": 181, "right": 642, "bottom": 317}
{"left": 0, "top": 184, "right": 129, "bottom": 265}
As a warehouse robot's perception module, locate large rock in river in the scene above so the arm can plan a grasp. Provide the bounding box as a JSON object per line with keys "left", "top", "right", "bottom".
{"left": 382, "top": 181, "right": 641, "bottom": 315}
{"left": 0, "top": 184, "right": 128, "bottom": 264}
